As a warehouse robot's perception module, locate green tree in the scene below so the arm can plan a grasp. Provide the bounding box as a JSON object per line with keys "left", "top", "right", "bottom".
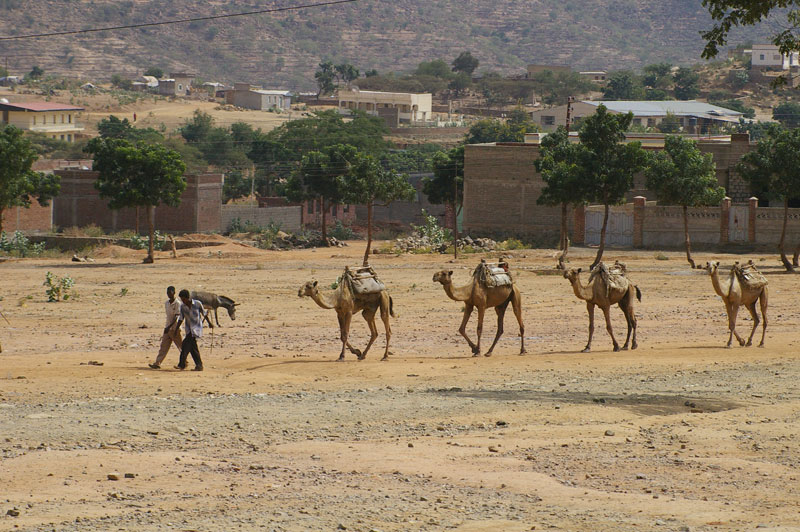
{"left": 772, "top": 101, "right": 800, "bottom": 128}
{"left": 0, "top": 125, "right": 60, "bottom": 232}
{"left": 341, "top": 152, "right": 415, "bottom": 265}
{"left": 97, "top": 115, "right": 163, "bottom": 143}
{"left": 577, "top": 105, "right": 648, "bottom": 268}
{"left": 415, "top": 59, "right": 453, "bottom": 79}
{"left": 642, "top": 63, "right": 673, "bottom": 90}
{"left": 535, "top": 127, "right": 585, "bottom": 261}
{"left": 645, "top": 136, "right": 725, "bottom": 268}
{"left": 657, "top": 113, "right": 683, "bottom": 133}
{"left": 423, "top": 145, "right": 464, "bottom": 258}
{"left": 315, "top": 60, "right": 336, "bottom": 97}
{"left": 673, "top": 67, "right": 700, "bottom": 100}
{"left": 28, "top": 65, "right": 44, "bottom": 80}
{"left": 465, "top": 111, "right": 539, "bottom": 144}
{"left": 737, "top": 126, "right": 800, "bottom": 271}
{"left": 335, "top": 63, "right": 359, "bottom": 87}
{"left": 529, "top": 70, "right": 595, "bottom": 106}
{"left": 110, "top": 74, "right": 133, "bottom": 91}
{"left": 85, "top": 138, "right": 186, "bottom": 263}
{"left": 144, "top": 66, "right": 164, "bottom": 78}
{"left": 452, "top": 51, "right": 479, "bottom": 75}
{"left": 448, "top": 72, "right": 472, "bottom": 97}
{"left": 222, "top": 169, "right": 252, "bottom": 203}
{"left": 286, "top": 144, "right": 356, "bottom": 243}
{"left": 179, "top": 110, "right": 214, "bottom": 143}
{"left": 602, "top": 71, "right": 645, "bottom": 100}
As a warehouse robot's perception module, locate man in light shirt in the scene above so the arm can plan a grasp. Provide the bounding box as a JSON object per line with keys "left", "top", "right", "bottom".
{"left": 149, "top": 286, "right": 182, "bottom": 369}
{"left": 175, "top": 289, "right": 211, "bottom": 371}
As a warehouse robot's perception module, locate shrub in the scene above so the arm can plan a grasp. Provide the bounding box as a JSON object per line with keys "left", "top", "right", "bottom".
{"left": 0, "top": 231, "right": 46, "bottom": 257}
{"left": 44, "top": 271, "right": 75, "bottom": 302}
{"left": 329, "top": 220, "right": 355, "bottom": 241}
{"left": 411, "top": 209, "right": 451, "bottom": 247}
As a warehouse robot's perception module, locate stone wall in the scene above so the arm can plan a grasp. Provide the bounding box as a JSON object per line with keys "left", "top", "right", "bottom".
{"left": 220, "top": 205, "right": 302, "bottom": 233}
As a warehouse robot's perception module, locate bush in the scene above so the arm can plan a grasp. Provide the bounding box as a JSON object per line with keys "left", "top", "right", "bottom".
{"left": 44, "top": 271, "right": 75, "bottom": 302}
{"left": 329, "top": 220, "right": 355, "bottom": 241}
{"left": 499, "top": 238, "right": 526, "bottom": 250}
{"left": 0, "top": 231, "right": 46, "bottom": 257}
{"left": 410, "top": 210, "right": 451, "bottom": 247}
{"left": 129, "top": 231, "right": 166, "bottom": 251}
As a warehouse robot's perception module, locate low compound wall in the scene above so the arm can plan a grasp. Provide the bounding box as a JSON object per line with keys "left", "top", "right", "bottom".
{"left": 220, "top": 205, "right": 302, "bottom": 233}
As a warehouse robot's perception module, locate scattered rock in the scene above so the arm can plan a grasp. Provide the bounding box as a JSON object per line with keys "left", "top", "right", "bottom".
{"left": 107, "top": 473, "right": 120, "bottom": 481}
{"left": 496, "top": 420, "right": 507, "bottom": 426}
{"left": 488, "top": 446, "right": 499, "bottom": 453}
{"left": 6, "top": 508, "right": 20, "bottom": 517}
{"left": 124, "top": 473, "right": 135, "bottom": 479}
{"left": 604, "top": 430, "right": 615, "bottom": 437}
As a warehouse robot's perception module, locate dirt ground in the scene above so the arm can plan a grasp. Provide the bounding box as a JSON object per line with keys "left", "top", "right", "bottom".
{"left": 1, "top": 243, "right": 799, "bottom": 532}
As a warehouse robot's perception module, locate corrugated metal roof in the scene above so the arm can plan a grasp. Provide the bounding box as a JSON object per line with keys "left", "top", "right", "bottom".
{"left": 0, "top": 102, "right": 84, "bottom": 112}
{"left": 253, "top": 90, "right": 292, "bottom": 96}
{"left": 583, "top": 100, "right": 743, "bottom": 118}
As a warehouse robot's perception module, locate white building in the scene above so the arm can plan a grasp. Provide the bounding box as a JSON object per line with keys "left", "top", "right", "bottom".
{"left": 0, "top": 101, "right": 84, "bottom": 142}
{"left": 749, "top": 44, "right": 799, "bottom": 70}
{"left": 229, "top": 83, "right": 292, "bottom": 110}
{"left": 337, "top": 88, "right": 431, "bottom": 123}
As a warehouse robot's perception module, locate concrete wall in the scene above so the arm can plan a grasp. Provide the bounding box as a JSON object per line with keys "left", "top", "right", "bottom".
{"left": 220, "top": 205, "right": 301, "bottom": 233}
{"left": 641, "top": 205, "right": 721, "bottom": 247}
{"left": 53, "top": 170, "right": 223, "bottom": 233}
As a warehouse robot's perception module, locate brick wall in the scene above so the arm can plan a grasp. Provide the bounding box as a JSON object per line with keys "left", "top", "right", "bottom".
{"left": 0, "top": 199, "right": 52, "bottom": 233}
{"left": 220, "top": 205, "right": 302, "bottom": 233}
{"left": 354, "top": 173, "right": 445, "bottom": 227}
{"left": 53, "top": 170, "right": 223, "bottom": 233}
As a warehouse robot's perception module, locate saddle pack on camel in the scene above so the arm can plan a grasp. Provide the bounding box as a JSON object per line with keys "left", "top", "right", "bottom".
{"left": 589, "top": 261, "right": 630, "bottom": 295}
{"left": 733, "top": 260, "right": 768, "bottom": 289}
{"left": 473, "top": 259, "right": 513, "bottom": 288}
{"left": 343, "top": 265, "right": 386, "bottom": 295}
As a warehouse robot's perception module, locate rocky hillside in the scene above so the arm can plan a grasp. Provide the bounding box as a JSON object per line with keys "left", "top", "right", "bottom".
{"left": 0, "top": 0, "right": 778, "bottom": 90}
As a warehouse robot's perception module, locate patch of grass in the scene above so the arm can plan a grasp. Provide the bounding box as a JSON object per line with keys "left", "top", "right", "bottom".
{"left": 655, "top": 253, "right": 669, "bottom": 260}
{"left": 498, "top": 238, "right": 526, "bottom": 250}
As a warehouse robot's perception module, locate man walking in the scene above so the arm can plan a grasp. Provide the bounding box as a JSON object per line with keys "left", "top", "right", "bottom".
{"left": 149, "top": 286, "right": 182, "bottom": 369}
{"left": 175, "top": 289, "right": 210, "bottom": 371}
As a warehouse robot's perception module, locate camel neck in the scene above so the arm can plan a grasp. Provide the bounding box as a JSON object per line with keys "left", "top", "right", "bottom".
{"left": 569, "top": 274, "right": 593, "bottom": 301}
{"left": 441, "top": 280, "right": 472, "bottom": 302}
{"left": 709, "top": 270, "right": 731, "bottom": 299}
{"left": 310, "top": 289, "right": 337, "bottom": 310}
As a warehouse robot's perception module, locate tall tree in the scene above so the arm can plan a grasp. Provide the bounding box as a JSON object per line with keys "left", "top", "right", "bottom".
{"left": 335, "top": 63, "right": 360, "bottom": 87}
{"left": 737, "top": 126, "right": 800, "bottom": 271}
{"left": 452, "top": 52, "right": 479, "bottom": 75}
{"left": 645, "top": 136, "right": 725, "bottom": 268}
{"left": 315, "top": 60, "right": 336, "bottom": 97}
{"left": 415, "top": 59, "right": 453, "bottom": 79}
{"left": 448, "top": 72, "right": 472, "bottom": 97}
{"left": 577, "top": 105, "right": 648, "bottom": 268}
{"left": 341, "top": 152, "right": 415, "bottom": 265}
{"left": 424, "top": 145, "right": 465, "bottom": 258}
{"left": 144, "top": 66, "right": 164, "bottom": 78}
{"left": 535, "top": 127, "right": 585, "bottom": 265}
{"left": 602, "top": 71, "right": 645, "bottom": 100}
{"left": 673, "top": 67, "right": 700, "bottom": 100}
{"left": 86, "top": 138, "right": 186, "bottom": 263}
{"left": 0, "top": 125, "right": 60, "bottom": 233}
{"left": 772, "top": 101, "right": 800, "bottom": 128}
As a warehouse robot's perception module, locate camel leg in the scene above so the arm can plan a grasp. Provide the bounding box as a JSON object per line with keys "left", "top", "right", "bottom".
{"left": 758, "top": 288, "right": 768, "bottom": 348}
{"left": 359, "top": 308, "right": 379, "bottom": 360}
{"left": 337, "top": 313, "right": 353, "bottom": 361}
{"left": 582, "top": 302, "right": 595, "bottom": 353}
{"left": 379, "top": 296, "right": 392, "bottom": 361}
{"left": 603, "top": 306, "right": 620, "bottom": 352}
{"left": 475, "top": 306, "right": 486, "bottom": 357}
{"left": 620, "top": 292, "right": 636, "bottom": 350}
{"left": 458, "top": 303, "right": 479, "bottom": 355}
{"left": 484, "top": 301, "right": 508, "bottom": 357}
{"left": 511, "top": 287, "right": 526, "bottom": 354}
{"left": 745, "top": 302, "right": 759, "bottom": 347}
{"left": 727, "top": 303, "right": 745, "bottom": 347}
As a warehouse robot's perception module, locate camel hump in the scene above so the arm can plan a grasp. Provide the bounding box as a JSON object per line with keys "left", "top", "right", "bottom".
{"left": 344, "top": 265, "right": 386, "bottom": 295}
{"left": 473, "top": 260, "right": 513, "bottom": 288}
{"left": 733, "top": 262, "right": 768, "bottom": 289}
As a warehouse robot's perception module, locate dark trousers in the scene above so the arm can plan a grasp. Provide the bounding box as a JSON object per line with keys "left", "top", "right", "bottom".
{"left": 178, "top": 334, "right": 203, "bottom": 369}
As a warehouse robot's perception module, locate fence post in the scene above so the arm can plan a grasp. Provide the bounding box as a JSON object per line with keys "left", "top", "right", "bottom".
{"left": 748, "top": 196, "right": 758, "bottom": 243}
{"left": 633, "top": 196, "right": 645, "bottom": 248}
{"left": 720, "top": 197, "right": 731, "bottom": 244}
{"left": 573, "top": 204, "right": 585, "bottom": 245}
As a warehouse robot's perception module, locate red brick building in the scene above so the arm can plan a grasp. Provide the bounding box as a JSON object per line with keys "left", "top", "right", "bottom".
{"left": 52, "top": 170, "right": 223, "bottom": 233}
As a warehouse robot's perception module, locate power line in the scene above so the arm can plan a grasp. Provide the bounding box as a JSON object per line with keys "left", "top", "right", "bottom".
{"left": 0, "top": 0, "right": 358, "bottom": 42}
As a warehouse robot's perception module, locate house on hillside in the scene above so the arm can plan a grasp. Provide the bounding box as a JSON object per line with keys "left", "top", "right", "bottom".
{"left": 525, "top": 64, "right": 571, "bottom": 78}
{"left": 530, "top": 100, "right": 743, "bottom": 133}
{"left": 579, "top": 71, "right": 607, "bottom": 85}
{"left": 337, "top": 88, "right": 431, "bottom": 124}
{"left": 748, "top": 44, "right": 799, "bottom": 71}
{"left": 0, "top": 101, "right": 84, "bottom": 142}
{"left": 158, "top": 73, "right": 194, "bottom": 96}
{"left": 229, "top": 83, "right": 292, "bottom": 110}
{"left": 132, "top": 75, "right": 159, "bottom": 92}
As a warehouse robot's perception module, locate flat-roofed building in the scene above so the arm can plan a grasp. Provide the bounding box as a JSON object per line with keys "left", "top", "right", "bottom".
{"left": 0, "top": 101, "right": 84, "bottom": 142}
{"left": 337, "top": 88, "right": 431, "bottom": 123}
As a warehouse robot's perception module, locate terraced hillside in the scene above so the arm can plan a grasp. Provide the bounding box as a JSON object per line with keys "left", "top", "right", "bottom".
{"left": 0, "top": 0, "right": 778, "bottom": 90}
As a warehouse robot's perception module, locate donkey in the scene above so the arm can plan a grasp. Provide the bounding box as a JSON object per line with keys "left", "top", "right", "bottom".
{"left": 190, "top": 291, "right": 239, "bottom": 327}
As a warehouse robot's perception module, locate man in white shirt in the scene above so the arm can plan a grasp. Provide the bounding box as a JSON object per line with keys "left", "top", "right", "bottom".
{"left": 149, "top": 286, "right": 182, "bottom": 369}
{"left": 175, "top": 289, "right": 211, "bottom": 371}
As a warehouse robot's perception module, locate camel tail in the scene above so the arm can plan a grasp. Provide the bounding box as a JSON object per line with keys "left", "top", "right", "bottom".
{"left": 635, "top": 285, "right": 642, "bottom": 302}
{"left": 389, "top": 296, "right": 396, "bottom": 318}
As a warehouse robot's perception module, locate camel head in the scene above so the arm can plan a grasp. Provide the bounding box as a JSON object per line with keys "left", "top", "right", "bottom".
{"left": 432, "top": 270, "right": 454, "bottom": 285}
{"left": 704, "top": 261, "right": 720, "bottom": 275}
{"left": 298, "top": 280, "right": 319, "bottom": 299}
{"left": 563, "top": 267, "right": 582, "bottom": 282}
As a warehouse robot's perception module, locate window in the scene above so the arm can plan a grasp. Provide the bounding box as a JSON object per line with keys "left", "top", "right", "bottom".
{"left": 647, "top": 118, "right": 655, "bottom": 127}
{"left": 774, "top": 54, "right": 781, "bottom": 60}
{"left": 343, "top": 205, "right": 350, "bottom": 213}
{"left": 632, "top": 118, "right": 642, "bottom": 126}
{"left": 68, "top": 114, "right": 72, "bottom": 124}
{"left": 60, "top": 135, "right": 65, "bottom": 140}
{"left": 760, "top": 54, "right": 765, "bottom": 60}
{"left": 542, "top": 115, "right": 555, "bottom": 125}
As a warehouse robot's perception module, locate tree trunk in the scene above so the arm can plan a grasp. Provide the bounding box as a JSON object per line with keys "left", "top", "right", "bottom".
{"left": 135, "top": 206, "right": 140, "bottom": 235}
{"left": 793, "top": 241, "right": 800, "bottom": 267}
{"left": 683, "top": 205, "right": 696, "bottom": 269}
{"left": 0, "top": 207, "right": 4, "bottom": 234}
{"left": 560, "top": 202, "right": 568, "bottom": 251}
{"left": 453, "top": 203, "right": 460, "bottom": 259}
{"left": 363, "top": 203, "right": 374, "bottom": 266}
{"left": 779, "top": 198, "right": 793, "bottom": 272}
{"left": 143, "top": 205, "right": 155, "bottom": 264}
{"left": 590, "top": 204, "right": 609, "bottom": 270}
{"left": 321, "top": 197, "right": 328, "bottom": 245}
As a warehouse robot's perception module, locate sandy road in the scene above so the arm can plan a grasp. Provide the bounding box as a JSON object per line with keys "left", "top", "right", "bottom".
{"left": 1, "top": 243, "right": 799, "bottom": 531}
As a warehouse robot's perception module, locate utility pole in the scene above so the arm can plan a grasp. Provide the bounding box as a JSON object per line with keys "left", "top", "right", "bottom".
{"left": 565, "top": 96, "right": 575, "bottom": 132}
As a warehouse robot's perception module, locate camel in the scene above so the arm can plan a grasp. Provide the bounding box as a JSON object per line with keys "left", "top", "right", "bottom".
{"left": 298, "top": 274, "right": 394, "bottom": 361}
{"left": 704, "top": 261, "right": 768, "bottom": 348}
{"left": 563, "top": 266, "right": 641, "bottom": 352}
{"left": 432, "top": 268, "right": 525, "bottom": 357}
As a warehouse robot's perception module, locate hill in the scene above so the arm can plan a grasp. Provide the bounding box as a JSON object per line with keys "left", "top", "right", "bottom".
{"left": 0, "top": 0, "right": 780, "bottom": 90}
